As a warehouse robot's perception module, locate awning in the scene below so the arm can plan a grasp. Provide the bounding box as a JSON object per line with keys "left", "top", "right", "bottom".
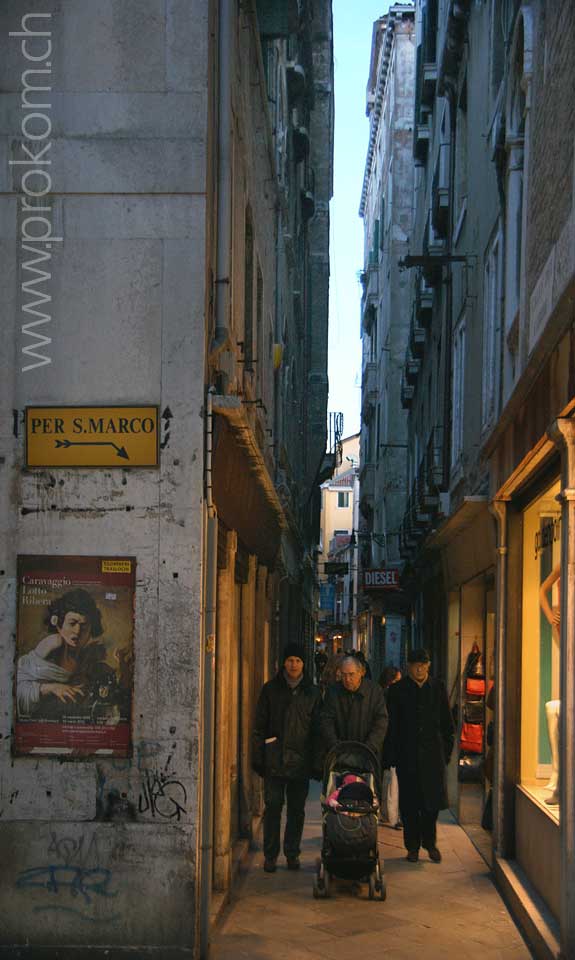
{"left": 211, "top": 395, "right": 287, "bottom": 567}
{"left": 426, "top": 496, "right": 488, "bottom": 550}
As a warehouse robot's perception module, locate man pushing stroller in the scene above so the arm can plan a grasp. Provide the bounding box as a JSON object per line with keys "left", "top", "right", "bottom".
{"left": 320, "top": 654, "right": 388, "bottom": 759}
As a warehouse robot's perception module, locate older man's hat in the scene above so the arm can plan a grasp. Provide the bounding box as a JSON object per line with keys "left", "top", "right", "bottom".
{"left": 407, "top": 647, "right": 431, "bottom": 664}
{"left": 283, "top": 643, "right": 305, "bottom": 663}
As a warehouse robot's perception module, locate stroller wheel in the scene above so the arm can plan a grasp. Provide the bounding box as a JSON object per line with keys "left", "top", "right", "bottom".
{"left": 368, "top": 873, "right": 376, "bottom": 900}
{"left": 377, "top": 877, "right": 387, "bottom": 901}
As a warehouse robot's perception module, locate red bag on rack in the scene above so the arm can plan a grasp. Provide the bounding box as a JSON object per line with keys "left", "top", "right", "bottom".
{"left": 460, "top": 722, "right": 483, "bottom": 754}
{"left": 466, "top": 678, "right": 485, "bottom": 696}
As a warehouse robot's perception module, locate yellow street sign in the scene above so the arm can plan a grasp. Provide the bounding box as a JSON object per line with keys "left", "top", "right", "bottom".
{"left": 26, "top": 406, "right": 159, "bottom": 468}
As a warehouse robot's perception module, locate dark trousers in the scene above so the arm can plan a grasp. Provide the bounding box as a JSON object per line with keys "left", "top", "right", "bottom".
{"left": 400, "top": 791, "right": 438, "bottom": 852}
{"left": 263, "top": 777, "right": 309, "bottom": 860}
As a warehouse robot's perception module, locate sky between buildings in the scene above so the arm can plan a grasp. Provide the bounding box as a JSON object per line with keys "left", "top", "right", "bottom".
{"left": 328, "top": 1, "right": 396, "bottom": 440}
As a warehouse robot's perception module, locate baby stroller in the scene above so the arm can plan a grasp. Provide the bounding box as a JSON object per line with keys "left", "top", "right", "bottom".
{"left": 313, "top": 740, "right": 386, "bottom": 901}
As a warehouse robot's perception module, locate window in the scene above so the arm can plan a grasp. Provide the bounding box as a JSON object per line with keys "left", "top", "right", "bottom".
{"left": 256, "top": 264, "right": 264, "bottom": 394}
{"left": 450, "top": 314, "right": 465, "bottom": 469}
{"left": 503, "top": 11, "right": 529, "bottom": 397}
{"left": 243, "top": 207, "right": 254, "bottom": 371}
{"left": 521, "top": 478, "right": 561, "bottom": 822}
{"left": 481, "top": 226, "right": 502, "bottom": 430}
{"left": 370, "top": 319, "right": 378, "bottom": 362}
{"left": 337, "top": 492, "right": 350, "bottom": 509}
{"left": 454, "top": 81, "right": 467, "bottom": 220}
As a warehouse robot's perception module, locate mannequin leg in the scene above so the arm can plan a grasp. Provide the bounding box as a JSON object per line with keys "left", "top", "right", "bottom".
{"left": 544, "top": 699, "right": 560, "bottom": 805}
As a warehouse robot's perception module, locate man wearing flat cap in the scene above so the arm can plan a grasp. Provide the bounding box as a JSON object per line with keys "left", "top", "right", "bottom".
{"left": 384, "top": 648, "right": 454, "bottom": 863}
{"left": 251, "top": 643, "right": 320, "bottom": 873}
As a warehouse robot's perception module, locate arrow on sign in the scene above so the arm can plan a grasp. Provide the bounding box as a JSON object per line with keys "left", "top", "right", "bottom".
{"left": 55, "top": 439, "right": 129, "bottom": 460}
{"left": 160, "top": 406, "right": 173, "bottom": 450}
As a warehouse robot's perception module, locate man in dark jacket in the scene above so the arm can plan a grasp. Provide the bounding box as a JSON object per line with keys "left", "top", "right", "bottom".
{"left": 251, "top": 643, "right": 320, "bottom": 873}
{"left": 385, "top": 647, "right": 454, "bottom": 863}
{"left": 320, "top": 654, "right": 388, "bottom": 759}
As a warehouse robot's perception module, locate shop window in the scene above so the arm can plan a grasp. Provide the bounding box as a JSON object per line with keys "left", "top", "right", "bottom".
{"left": 521, "top": 478, "right": 561, "bottom": 822}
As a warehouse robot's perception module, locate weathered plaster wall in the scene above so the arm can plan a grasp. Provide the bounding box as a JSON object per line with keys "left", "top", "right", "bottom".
{"left": 0, "top": 0, "right": 208, "bottom": 950}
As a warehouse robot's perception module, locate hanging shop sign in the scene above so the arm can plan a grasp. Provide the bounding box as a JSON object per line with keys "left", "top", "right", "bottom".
{"left": 362, "top": 568, "right": 400, "bottom": 591}
{"left": 25, "top": 406, "right": 159, "bottom": 467}
{"left": 324, "top": 561, "right": 348, "bottom": 576}
{"left": 14, "top": 555, "right": 135, "bottom": 758}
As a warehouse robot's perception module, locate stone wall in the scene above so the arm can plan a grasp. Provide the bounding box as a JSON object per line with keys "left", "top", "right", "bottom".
{"left": 0, "top": 0, "right": 208, "bottom": 950}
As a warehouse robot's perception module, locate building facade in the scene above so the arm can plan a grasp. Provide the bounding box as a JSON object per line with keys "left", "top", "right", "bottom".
{"left": 316, "top": 432, "right": 359, "bottom": 652}
{"left": 0, "top": 1, "right": 333, "bottom": 955}
{"left": 483, "top": 3, "right": 575, "bottom": 958}
{"left": 360, "top": 1, "right": 574, "bottom": 956}
{"left": 358, "top": 4, "right": 416, "bottom": 679}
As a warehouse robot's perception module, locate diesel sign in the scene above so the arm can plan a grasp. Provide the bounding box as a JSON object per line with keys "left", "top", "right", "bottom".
{"left": 363, "top": 569, "right": 400, "bottom": 590}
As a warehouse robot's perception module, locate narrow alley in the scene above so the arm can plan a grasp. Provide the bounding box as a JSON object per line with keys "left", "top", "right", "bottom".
{"left": 212, "top": 784, "right": 532, "bottom": 960}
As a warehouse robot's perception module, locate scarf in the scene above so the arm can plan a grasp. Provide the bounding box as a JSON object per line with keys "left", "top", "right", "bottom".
{"left": 284, "top": 670, "right": 303, "bottom": 690}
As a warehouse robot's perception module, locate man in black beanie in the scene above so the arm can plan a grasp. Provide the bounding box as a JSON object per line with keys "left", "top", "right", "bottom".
{"left": 251, "top": 643, "right": 320, "bottom": 872}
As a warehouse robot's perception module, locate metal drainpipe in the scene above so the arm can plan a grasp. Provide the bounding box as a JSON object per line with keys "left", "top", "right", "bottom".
{"left": 442, "top": 92, "right": 457, "bottom": 488}
{"left": 213, "top": 0, "right": 233, "bottom": 350}
{"left": 490, "top": 499, "right": 507, "bottom": 859}
{"left": 198, "top": 7, "right": 232, "bottom": 951}
{"left": 273, "top": 200, "right": 282, "bottom": 484}
{"left": 199, "top": 387, "right": 218, "bottom": 960}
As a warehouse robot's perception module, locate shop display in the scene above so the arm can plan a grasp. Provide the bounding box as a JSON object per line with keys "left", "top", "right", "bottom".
{"left": 521, "top": 480, "right": 561, "bottom": 817}
{"left": 460, "top": 643, "right": 485, "bottom": 750}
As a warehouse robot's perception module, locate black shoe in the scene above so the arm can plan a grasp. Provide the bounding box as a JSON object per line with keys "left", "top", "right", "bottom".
{"left": 263, "top": 858, "right": 277, "bottom": 873}
{"left": 427, "top": 847, "right": 442, "bottom": 863}
{"left": 406, "top": 850, "right": 419, "bottom": 862}
{"left": 286, "top": 857, "right": 300, "bottom": 870}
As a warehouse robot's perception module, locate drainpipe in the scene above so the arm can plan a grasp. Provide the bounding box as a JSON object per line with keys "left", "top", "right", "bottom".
{"left": 199, "top": 4, "right": 232, "bottom": 944}
{"left": 490, "top": 498, "right": 507, "bottom": 859}
{"left": 199, "top": 387, "right": 218, "bottom": 960}
{"left": 441, "top": 91, "right": 457, "bottom": 488}
{"left": 212, "top": 0, "right": 233, "bottom": 353}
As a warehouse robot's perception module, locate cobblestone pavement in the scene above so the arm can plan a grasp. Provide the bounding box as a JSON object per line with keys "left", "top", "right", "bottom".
{"left": 211, "top": 783, "right": 533, "bottom": 960}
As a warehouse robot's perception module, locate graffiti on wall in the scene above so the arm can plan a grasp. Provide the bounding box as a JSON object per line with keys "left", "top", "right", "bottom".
{"left": 15, "top": 831, "right": 120, "bottom": 922}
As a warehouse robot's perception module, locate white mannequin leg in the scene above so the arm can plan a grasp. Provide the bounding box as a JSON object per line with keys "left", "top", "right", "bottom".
{"left": 544, "top": 699, "right": 560, "bottom": 805}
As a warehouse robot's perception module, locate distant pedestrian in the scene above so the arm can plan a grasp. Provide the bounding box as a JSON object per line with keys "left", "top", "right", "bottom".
{"left": 320, "top": 654, "right": 388, "bottom": 760}
{"left": 318, "top": 651, "right": 345, "bottom": 697}
{"left": 314, "top": 648, "right": 328, "bottom": 684}
{"left": 385, "top": 648, "right": 454, "bottom": 863}
{"left": 354, "top": 648, "right": 372, "bottom": 679}
{"left": 251, "top": 644, "right": 320, "bottom": 873}
{"left": 379, "top": 665, "right": 402, "bottom": 829}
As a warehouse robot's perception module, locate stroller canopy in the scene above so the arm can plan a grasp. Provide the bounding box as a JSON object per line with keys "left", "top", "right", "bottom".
{"left": 322, "top": 740, "right": 381, "bottom": 791}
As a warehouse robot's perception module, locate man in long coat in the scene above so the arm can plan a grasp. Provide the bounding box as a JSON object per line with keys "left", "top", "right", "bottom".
{"left": 385, "top": 648, "right": 454, "bottom": 863}
{"left": 252, "top": 643, "right": 320, "bottom": 873}
{"left": 320, "top": 655, "right": 388, "bottom": 760}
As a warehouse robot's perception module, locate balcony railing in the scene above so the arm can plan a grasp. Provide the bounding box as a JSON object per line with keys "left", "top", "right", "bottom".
{"left": 409, "top": 309, "right": 426, "bottom": 359}
{"left": 399, "top": 426, "right": 446, "bottom": 558}
{"left": 414, "top": 112, "right": 431, "bottom": 164}
{"left": 400, "top": 372, "right": 415, "bottom": 409}
{"left": 432, "top": 163, "right": 450, "bottom": 238}
{"left": 416, "top": 273, "right": 434, "bottom": 326}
